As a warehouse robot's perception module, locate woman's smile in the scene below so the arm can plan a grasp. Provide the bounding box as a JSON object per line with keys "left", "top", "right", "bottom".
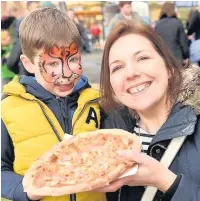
{"left": 127, "top": 81, "right": 152, "bottom": 96}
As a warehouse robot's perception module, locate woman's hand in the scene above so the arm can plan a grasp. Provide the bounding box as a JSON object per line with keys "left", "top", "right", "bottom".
{"left": 27, "top": 192, "right": 44, "bottom": 201}
{"left": 94, "top": 150, "right": 177, "bottom": 193}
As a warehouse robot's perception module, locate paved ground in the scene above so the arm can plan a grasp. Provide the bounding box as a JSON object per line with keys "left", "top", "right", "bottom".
{"left": 81, "top": 50, "right": 103, "bottom": 89}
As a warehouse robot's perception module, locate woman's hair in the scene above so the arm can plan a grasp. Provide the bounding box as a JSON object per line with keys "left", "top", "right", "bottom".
{"left": 159, "top": 2, "right": 177, "bottom": 19}
{"left": 100, "top": 20, "right": 183, "bottom": 113}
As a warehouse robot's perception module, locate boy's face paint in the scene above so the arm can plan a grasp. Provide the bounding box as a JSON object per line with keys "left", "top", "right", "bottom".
{"left": 39, "top": 42, "right": 82, "bottom": 84}
{"left": 36, "top": 43, "right": 83, "bottom": 97}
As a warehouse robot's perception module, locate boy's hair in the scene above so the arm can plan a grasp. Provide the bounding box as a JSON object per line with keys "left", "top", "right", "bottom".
{"left": 19, "top": 7, "right": 81, "bottom": 63}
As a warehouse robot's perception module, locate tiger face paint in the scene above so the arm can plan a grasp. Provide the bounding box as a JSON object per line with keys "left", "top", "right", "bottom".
{"left": 36, "top": 42, "right": 82, "bottom": 97}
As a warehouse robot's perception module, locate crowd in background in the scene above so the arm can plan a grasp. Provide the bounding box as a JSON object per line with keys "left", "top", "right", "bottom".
{"left": 1, "top": 1, "right": 200, "bottom": 88}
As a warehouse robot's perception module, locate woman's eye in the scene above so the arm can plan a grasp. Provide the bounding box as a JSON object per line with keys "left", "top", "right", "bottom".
{"left": 111, "top": 65, "right": 123, "bottom": 73}
{"left": 69, "top": 57, "right": 78, "bottom": 63}
{"left": 138, "top": 56, "right": 149, "bottom": 62}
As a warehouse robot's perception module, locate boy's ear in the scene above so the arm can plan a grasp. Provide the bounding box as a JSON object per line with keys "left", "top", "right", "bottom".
{"left": 20, "top": 54, "right": 35, "bottom": 74}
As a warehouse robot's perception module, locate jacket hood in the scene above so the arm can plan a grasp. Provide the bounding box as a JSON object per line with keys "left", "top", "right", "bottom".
{"left": 151, "top": 102, "right": 197, "bottom": 145}
{"left": 179, "top": 64, "right": 200, "bottom": 115}
{"left": 3, "top": 75, "right": 90, "bottom": 101}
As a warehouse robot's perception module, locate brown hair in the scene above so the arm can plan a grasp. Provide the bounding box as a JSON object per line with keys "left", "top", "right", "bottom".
{"left": 119, "top": 1, "right": 132, "bottom": 8}
{"left": 19, "top": 7, "right": 81, "bottom": 63}
{"left": 100, "top": 20, "right": 183, "bottom": 113}
{"left": 159, "top": 2, "right": 177, "bottom": 19}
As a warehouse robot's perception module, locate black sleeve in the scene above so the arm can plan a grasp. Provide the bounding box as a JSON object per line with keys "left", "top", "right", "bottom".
{"left": 101, "top": 110, "right": 127, "bottom": 130}
{"left": 187, "top": 11, "right": 199, "bottom": 36}
{"left": 6, "top": 18, "right": 22, "bottom": 73}
{"left": 160, "top": 174, "right": 182, "bottom": 201}
{"left": 178, "top": 21, "right": 189, "bottom": 59}
{"left": 1, "top": 120, "right": 30, "bottom": 201}
{"left": 101, "top": 107, "right": 136, "bottom": 132}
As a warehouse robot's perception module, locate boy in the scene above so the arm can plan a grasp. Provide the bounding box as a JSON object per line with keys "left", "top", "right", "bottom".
{"left": 1, "top": 8, "right": 106, "bottom": 201}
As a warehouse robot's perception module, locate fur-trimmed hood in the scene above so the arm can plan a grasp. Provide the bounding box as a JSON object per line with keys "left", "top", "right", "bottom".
{"left": 179, "top": 64, "right": 200, "bottom": 115}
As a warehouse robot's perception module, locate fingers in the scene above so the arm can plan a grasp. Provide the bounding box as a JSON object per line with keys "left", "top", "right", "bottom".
{"left": 94, "top": 179, "right": 124, "bottom": 192}
{"left": 120, "top": 150, "right": 143, "bottom": 164}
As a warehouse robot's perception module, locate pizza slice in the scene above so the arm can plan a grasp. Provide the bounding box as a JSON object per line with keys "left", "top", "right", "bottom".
{"left": 23, "top": 129, "right": 141, "bottom": 196}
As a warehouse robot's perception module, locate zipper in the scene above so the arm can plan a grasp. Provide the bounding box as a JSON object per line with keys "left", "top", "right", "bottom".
{"left": 35, "top": 100, "right": 62, "bottom": 142}
{"left": 70, "top": 194, "right": 76, "bottom": 201}
{"left": 35, "top": 99, "right": 78, "bottom": 201}
{"left": 70, "top": 98, "right": 99, "bottom": 201}
{"left": 118, "top": 188, "right": 121, "bottom": 201}
{"left": 70, "top": 98, "right": 100, "bottom": 135}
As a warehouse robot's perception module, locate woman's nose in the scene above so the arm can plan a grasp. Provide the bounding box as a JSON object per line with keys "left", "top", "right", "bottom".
{"left": 125, "top": 62, "right": 141, "bottom": 79}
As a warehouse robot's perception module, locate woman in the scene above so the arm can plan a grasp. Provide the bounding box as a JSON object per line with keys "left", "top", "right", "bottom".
{"left": 187, "top": 7, "right": 200, "bottom": 66}
{"left": 155, "top": 2, "right": 189, "bottom": 65}
{"left": 187, "top": 7, "right": 200, "bottom": 41}
{"left": 98, "top": 21, "right": 200, "bottom": 201}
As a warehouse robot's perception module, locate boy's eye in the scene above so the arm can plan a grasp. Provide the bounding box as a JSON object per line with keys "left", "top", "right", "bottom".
{"left": 69, "top": 57, "right": 79, "bottom": 63}
{"left": 49, "top": 62, "right": 59, "bottom": 67}
{"left": 137, "top": 56, "right": 149, "bottom": 62}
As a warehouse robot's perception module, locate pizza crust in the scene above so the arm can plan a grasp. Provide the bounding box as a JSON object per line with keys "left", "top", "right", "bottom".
{"left": 23, "top": 129, "right": 141, "bottom": 196}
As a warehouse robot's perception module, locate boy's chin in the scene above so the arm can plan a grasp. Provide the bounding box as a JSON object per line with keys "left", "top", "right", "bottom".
{"left": 53, "top": 88, "right": 74, "bottom": 97}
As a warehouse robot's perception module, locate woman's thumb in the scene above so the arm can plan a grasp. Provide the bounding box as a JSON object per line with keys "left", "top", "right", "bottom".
{"left": 120, "top": 150, "right": 142, "bottom": 164}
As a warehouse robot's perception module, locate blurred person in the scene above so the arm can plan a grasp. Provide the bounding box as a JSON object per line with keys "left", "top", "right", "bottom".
{"left": 1, "top": 2, "right": 24, "bottom": 30}
{"left": 1, "top": 1, "right": 16, "bottom": 30}
{"left": 155, "top": 2, "right": 189, "bottom": 66}
{"left": 5, "top": 1, "right": 40, "bottom": 76}
{"left": 132, "top": 1, "right": 150, "bottom": 24}
{"left": 98, "top": 20, "right": 200, "bottom": 201}
{"left": 41, "top": 1, "right": 56, "bottom": 8}
{"left": 108, "top": 1, "right": 141, "bottom": 35}
{"left": 90, "top": 22, "right": 101, "bottom": 50}
{"left": 187, "top": 7, "right": 200, "bottom": 39}
{"left": 187, "top": 7, "right": 200, "bottom": 66}
{"left": 1, "top": 30, "right": 15, "bottom": 86}
{"left": 67, "top": 9, "right": 91, "bottom": 53}
{"left": 103, "top": 3, "right": 120, "bottom": 37}
{"left": 186, "top": 10, "right": 194, "bottom": 46}
{"left": 1, "top": 15, "right": 15, "bottom": 30}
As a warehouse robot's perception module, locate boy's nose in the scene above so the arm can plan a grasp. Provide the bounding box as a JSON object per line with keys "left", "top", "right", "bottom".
{"left": 62, "top": 63, "right": 73, "bottom": 78}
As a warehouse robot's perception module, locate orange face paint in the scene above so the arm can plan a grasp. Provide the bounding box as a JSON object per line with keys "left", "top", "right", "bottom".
{"left": 38, "top": 42, "right": 82, "bottom": 84}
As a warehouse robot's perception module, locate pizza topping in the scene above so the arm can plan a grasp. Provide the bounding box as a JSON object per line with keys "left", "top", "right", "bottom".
{"left": 27, "top": 131, "right": 140, "bottom": 190}
{"left": 49, "top": 154, "right": 58, "bottom": 163}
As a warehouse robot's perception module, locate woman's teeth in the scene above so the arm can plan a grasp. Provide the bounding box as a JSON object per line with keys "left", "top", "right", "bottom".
{"left": 129, "top": 82, "right": 151, "bottom": 94}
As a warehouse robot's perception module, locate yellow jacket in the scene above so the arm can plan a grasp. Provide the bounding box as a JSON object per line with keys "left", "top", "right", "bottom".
{"left": 2, "top": 76, "right": 106, "bottom": 201}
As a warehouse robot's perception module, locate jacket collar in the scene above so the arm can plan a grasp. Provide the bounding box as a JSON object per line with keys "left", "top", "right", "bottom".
{"left": 3, "top": 76, "right": 36, "bottom": 100}
{"left": 3, "top": 75, "right": 90, "bottom": 101}
{"left": 151, "top": 103, "right": 197, "bottom": 145}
